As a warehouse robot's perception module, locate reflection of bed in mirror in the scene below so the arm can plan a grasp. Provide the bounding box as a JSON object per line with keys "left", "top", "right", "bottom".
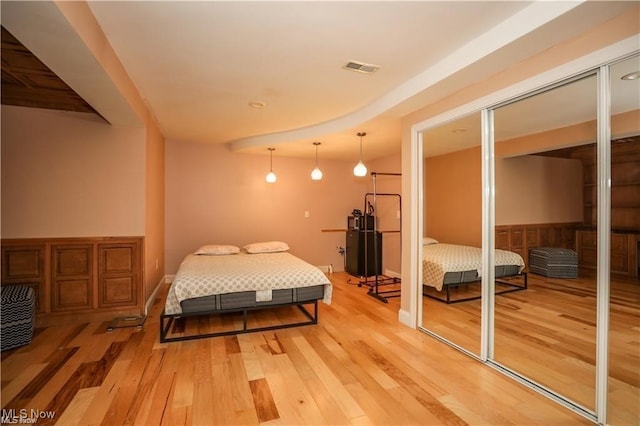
{"left": 160, "top": 242, "right": 332, "bottom": 343}
{"left": 421, "top": 239, "right": 527, "bottom": 303}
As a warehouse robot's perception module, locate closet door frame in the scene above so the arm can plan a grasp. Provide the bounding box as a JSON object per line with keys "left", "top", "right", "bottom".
{"left": 412, "top": 40, "right": 638, "bottom": 425}
{"left": 483, "top": 69, "right": 601, "bottom": 422}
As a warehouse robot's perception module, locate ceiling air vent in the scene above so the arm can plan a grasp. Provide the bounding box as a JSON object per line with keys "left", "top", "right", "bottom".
{"left": 343, "top": 60, "right": 380, "bottom": 74}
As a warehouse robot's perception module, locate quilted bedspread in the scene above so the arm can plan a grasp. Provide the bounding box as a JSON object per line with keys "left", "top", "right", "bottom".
{"left": 423, "top": 243, "right": 524, "bottom": 291}
{"left": 165, "top": 251, "right": 332, "bottom": 315}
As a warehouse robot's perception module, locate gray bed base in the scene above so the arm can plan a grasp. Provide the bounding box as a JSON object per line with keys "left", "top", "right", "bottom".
{"left": 160, "top": 285, "right": 324, "bottom": 343}
{"left": 423, "top": 265, "right": 527, "bottom": 304}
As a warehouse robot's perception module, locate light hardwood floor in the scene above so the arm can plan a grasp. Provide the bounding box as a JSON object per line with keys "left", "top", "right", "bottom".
{"left": 1, "top": 272, "right": 594, "bottom": 425}
{"left": 421, "top": 269, "right": 640, "bottom": 426}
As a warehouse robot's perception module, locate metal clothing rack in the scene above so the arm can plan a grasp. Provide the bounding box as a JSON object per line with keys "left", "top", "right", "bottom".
{"left": 359, "top": 172, "right": 402, "bottom": 303}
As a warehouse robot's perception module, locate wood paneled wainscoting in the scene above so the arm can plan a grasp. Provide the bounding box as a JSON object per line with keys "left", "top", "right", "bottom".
{"left": 496, "top": 223, "right": 640, "bottom": 278}
{"left": 495, "top": 222, "right": 581, "bottom": 269}
{"left": 576, "top": 229, "right": 640, "bottom": 277}
{"left": 1, "top": 237, "right": 144, "bottom": 325}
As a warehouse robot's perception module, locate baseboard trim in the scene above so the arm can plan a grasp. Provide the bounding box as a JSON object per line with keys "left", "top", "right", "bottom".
{"left": 316, "top": 264, "right": 334, "bottom": 273}
{"left": 398, "top": 308, "right": 414, "bottom": 328}
{"left": 145, "top": 275, "right": 170, "bottom": 316}
{"left": 384, "top": 269, "right": 401, "bottom": 279}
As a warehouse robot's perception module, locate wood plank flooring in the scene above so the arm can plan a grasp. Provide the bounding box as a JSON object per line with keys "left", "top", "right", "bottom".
{"left": 421, "top": 269, "right": 640, "bottom": 426}
{"left": 1, "top": 272, "right": 593, "bottom": 425}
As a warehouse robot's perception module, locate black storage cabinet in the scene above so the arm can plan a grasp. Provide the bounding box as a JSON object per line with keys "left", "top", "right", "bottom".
{"left": 345, "top": 230, "right": 382, "bottom": 277}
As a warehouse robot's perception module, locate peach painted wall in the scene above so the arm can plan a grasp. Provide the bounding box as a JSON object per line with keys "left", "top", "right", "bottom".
{"left": 165, "top": 140, "right": 373, "bottom": 274}
{"left": 424, "top": 147, "right": 482, "bottom": 247}
{"left": 144, "top": 113, "right": 165, "bottom": 300}
{"left": 56, "top": 1, "right": 167, "bottom": 302}
{"left": 495, "top": 156, "right": 583, "bottom": 226}
{"left": 1, "top": 105, "right": 145, "bottom": 237}
{"left": 423, "top": 140, "right": 585, "bottom": 247}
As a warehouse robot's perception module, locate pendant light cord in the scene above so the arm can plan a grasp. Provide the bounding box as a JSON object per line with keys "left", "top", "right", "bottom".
{"left": 358, "top": 132, "right": 366, "bottom": 161}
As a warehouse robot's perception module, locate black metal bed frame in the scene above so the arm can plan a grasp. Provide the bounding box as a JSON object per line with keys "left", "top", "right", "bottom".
{"left": 423, "top": 272, "right": 528, "bottom": 304}
{"left": 159, "top": 300, "right": 319, "bottom": 343}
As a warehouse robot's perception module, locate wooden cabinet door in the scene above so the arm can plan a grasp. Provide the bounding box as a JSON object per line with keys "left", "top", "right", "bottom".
{"left": 610, "top": 233, "right": 629, "bottom": 275}
{"left": 509, "top": 227, "right": 525, "bottom": 259}
{"left": 98, "top": 242, "right": 140, "bottom": 308}
{"left": 495, "top": 230, "right": 510, "bottom": 250}
{"left": 1, "top": 244, "right": 46, "bottom": 312}
{"left": 577, "top": 230, "right": 597, "bottom": 269}
{"left": 51, "top": 244, "right": 93, "bottom": 312}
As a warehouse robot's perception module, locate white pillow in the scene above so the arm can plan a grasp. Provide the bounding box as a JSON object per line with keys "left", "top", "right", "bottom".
{"left": 423, "top": 237, "right": 439, "bottom": 245}
{"left": 244, "top": 241, "right": 290, "bottom": 254}
{"left": 195, "top": 245, "right": 240, "bottom": 255}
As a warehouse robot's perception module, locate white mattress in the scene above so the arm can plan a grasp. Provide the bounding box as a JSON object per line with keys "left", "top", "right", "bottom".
{"left": 423, "top": 243, "right": 525, "bottom": 291}
{"left": 165, "top": 251, "right": 332, "bottom": 315}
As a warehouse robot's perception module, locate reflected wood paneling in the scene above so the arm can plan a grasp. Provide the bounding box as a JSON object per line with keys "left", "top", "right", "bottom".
{"left": 539, "top": 137, "right": 640, "bottom": 231}
{"left": 0, "top": 273, "right": 590, "bottom": 425}
{"left": 496, "top": 222, "right": 580, "bottom": 268}
{"left": 576, "top": 230, "right": 639, "bottom": 276}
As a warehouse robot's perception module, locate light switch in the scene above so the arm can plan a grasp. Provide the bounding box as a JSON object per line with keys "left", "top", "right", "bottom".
{"left": 304, "top": 211, "right": 310, "bottom": 218}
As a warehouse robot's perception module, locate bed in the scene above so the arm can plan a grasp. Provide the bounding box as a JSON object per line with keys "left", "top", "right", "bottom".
{"left": 422, "top": 239, "right": 526, "bottom": 303}
{"left": 160, "top": 242, "right": 332, "bottom": 343}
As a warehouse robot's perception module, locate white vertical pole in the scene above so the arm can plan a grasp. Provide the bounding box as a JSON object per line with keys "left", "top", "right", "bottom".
{"left": 595, "top": 65, "right": 611, "bottom": 425}
{"left": 481, "top": 108, "right": 495, "bottom": 361}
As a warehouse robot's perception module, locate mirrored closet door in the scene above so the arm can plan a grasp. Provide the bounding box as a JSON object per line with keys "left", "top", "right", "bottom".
{"left": 420, "top": 112, "right": 483, "bottom": 356}
{"left": 607, "top": 54, "right": 640, "bottom": 426}
{"left": 492, "top": 74, "right": 598, "bottom": 412}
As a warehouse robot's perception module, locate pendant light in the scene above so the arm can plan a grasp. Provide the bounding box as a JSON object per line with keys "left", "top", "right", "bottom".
{"left": 353, "top": 132, "right": 368, "bottom": 177}
{"left": 311, "top": 142, "right": 323, "bottom": 181}
{"left": 265, "top": 147, "right": 277, "bottom": 183}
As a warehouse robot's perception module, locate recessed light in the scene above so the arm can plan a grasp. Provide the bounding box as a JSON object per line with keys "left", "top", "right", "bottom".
{"left": 621, "top": 71, "right": 640, "bottom": 81}
{"left": 248, "top": 101, "right": 266, "bottom": 109}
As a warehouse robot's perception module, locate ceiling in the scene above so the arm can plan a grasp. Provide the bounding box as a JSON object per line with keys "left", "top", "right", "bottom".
{"left": 1, "top": 1, "right": 638, "bottom": 162}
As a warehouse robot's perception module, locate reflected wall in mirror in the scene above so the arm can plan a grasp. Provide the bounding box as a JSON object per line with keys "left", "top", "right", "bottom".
{"left": 493, "top": 75, "right": 598, "bottom": 411}
{"left": 420, "top": 112, "right": 483, "bottom": 355}
{"left": 607, "top": 54, "right": 640, "bottom": 426}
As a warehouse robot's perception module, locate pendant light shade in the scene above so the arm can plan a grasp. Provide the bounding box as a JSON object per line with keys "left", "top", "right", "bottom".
{"left": 311, "top": 142, "right": 323, "bottom": 181}
{"left": 353, "top": 132, "right": 368, "bottom": 177}
{"left": 265, "top": 147, "right": 277, "bottom": 183}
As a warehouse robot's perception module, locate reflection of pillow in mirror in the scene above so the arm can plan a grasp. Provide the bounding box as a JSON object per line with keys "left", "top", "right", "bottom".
{"left": 244, "top": 241, "right": 290, "bottom": 253}
{"left": 195, "top": 245, "right": 240, "bottom": 255}
{"left": 423, "top": 237, "right": 439, "bottom": 245}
